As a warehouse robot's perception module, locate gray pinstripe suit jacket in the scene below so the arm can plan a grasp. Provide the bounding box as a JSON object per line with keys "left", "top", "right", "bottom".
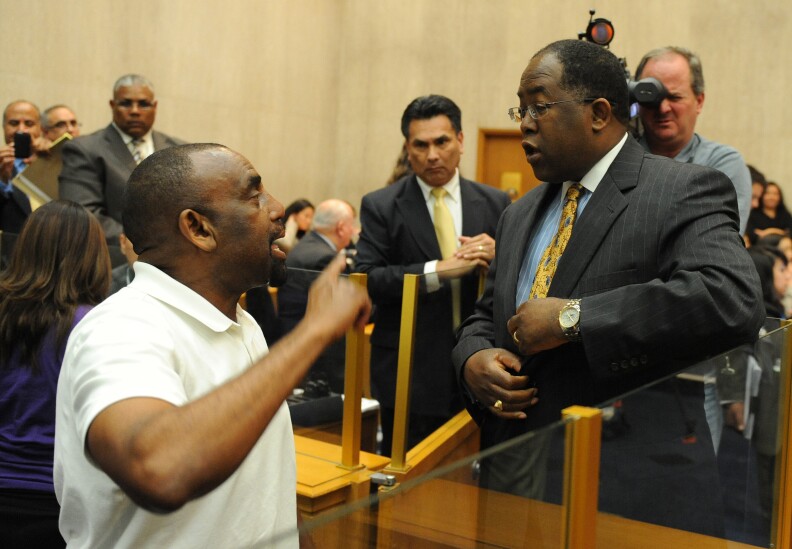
{"left": 59, "top": 124, "right": 185, "bottom": 243}
{"left": 452, "top": 136, "right": 764, "bottom": 448}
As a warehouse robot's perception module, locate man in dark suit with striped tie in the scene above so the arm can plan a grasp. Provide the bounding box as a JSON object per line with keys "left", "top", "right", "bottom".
{"left": 452, "top": 39, "right": 763, "bottom": 494}
{"left": 59, "top": 74, "right": 184, "bottom": 260}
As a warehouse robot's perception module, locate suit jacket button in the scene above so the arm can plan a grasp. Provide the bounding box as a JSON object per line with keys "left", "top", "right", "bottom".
{"left": 630, "top": 357, "right": 639, "bottom": 367}
{"left": 610, "top": 362, "right": 620, "bottom": 372}
{"left": 620, "top": 360, "right": 629, "bottom": 370}
{"left": 640, "top": 354, "right": 648, "bottom": 364}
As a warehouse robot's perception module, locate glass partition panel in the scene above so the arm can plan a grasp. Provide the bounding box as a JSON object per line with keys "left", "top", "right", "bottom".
{"left": 268, "top": 267, "right": 362, "bottom": 447}
{"left": 269, "top": 417, "right": 571, "bottom": 548}
{"left": 596, "top": 318, "right": 788, "bottom": 548}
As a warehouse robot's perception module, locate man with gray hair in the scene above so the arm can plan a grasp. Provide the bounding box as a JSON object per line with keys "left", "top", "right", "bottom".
{"left": 635, "top": 46, "right": 751, "bottom": 234}
{"left": 59, "top": 74, "right": 184, "bottom": 254}
{"left": 636, "top": 47, "right": 753, "bottom": 453}
{"left": 277, "top": 198, "right": 360, "bottom": 392}
{"left": 41, "top": 104, "right": 81, "bottom": 141}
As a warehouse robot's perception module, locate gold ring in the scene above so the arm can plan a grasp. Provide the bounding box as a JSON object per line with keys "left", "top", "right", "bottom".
{"left": 478, "top": 245, "right": 484, "bottom": 251}
{"left": 493, "top": 399, "right": 503, "bottom": 411}
{"left": 512, "top": 331, "right": 520, "bottom": 345}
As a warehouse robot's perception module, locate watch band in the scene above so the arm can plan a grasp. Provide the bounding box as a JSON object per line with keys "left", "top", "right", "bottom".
{"left": 560, "top": 299, "right": 582, "bottom": 342}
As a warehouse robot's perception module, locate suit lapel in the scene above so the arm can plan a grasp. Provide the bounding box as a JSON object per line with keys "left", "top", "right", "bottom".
{"left": 152, "top": 131, "right": 168, "bottom": 152}
{"left": 103, "top": 125, "right": 137, "bottom": 172}
{"left": 395, "top": 176, "right": 441, "bottom": 260}
{"left": 548, "top": 137, "right": 643, "bottom": 297}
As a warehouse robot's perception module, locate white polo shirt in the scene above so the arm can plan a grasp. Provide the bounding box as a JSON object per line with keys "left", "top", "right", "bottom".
{"left": 54, "top": 262, "right": 297, "bottom": 548}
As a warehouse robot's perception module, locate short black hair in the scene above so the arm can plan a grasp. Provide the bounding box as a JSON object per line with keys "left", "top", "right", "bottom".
{"left": 401, "top": 95, "right": 462, "bottom": 139}
{"left": 748, "top": 164, "right": 767, "bottom": 186}
{"left": 122, "top": 143, "right": 222, "bottom": 254}
{"left": 534, "top": 39, "right": 630, "bottom": 125}
{"left": 284, "top": 199, "right": 314, "bottom": 220}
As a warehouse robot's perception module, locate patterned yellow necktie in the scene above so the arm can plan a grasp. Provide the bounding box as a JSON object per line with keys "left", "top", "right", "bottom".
{"left": 529, "top": 183, "right": 582, "bottom": 299}
{"left": 431, "top": 187, "right": 461, "bottom": 326}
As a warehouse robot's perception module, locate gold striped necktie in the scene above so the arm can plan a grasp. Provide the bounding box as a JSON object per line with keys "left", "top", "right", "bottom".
{"left": 529, "top": 183, "right": 582, "bottom": 299}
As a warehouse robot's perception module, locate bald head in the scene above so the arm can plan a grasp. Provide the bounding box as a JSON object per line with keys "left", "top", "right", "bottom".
{"left": 123, "top": 143, "right": 223, "bottom": 255}
{"left": 313, "top": 199, "right": 358, "bottom": 250}
{"left": 123, "top": 143, "right": 287, "bottom": 294}
{"left": 3, "top": 100, "right": 41, "bottom": 144}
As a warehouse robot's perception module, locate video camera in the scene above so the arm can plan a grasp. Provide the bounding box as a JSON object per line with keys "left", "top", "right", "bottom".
{"left": 578, "top": 10, "right": 667, "bottom": 110}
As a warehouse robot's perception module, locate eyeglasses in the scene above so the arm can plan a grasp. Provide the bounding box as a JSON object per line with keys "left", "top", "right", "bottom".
{"left": 115, "top": 100, "right": 155, "bottom": 110}
{"left": 508, "top": 98, "right": 600, "bottom": 122}
{"left": 53, "top": 120, "right": 82, "bottom": 129}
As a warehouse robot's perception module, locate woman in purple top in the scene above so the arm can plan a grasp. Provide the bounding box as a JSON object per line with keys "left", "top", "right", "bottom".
{"left": 0, "top": 200, "right": 110, "bottom": 548}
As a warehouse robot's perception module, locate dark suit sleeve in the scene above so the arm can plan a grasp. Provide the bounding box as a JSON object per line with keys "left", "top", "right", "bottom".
{"left": 59, "top": 139, "right": 123, "bottom": 241}
{"left": 354, "top": 192, "right": 426, "bottom": 304}
{"left": 451, "top": 209, "right": 506, "bottom": 373}
{"left": 580, "top": 164, "right": 764, "bottom": 375}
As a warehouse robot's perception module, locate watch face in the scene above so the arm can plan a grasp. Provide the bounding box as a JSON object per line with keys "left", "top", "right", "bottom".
{"left": 560, "top": 306, "right": 580, "bottom": 328}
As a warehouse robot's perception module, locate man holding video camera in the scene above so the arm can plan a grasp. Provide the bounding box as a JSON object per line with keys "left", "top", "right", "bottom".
{"left": 635, "top": 47, "right": 751, "bottom": 234}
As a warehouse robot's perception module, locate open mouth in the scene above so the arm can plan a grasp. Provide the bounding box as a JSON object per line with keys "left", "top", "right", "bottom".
{"left": 270, "top": 242, "right": 286, "bottom": 260}
{"left": 522, "top": 142, "right": 541, "bottom": 163}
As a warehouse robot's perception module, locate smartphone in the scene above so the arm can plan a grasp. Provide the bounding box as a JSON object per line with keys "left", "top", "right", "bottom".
{"left": 14, "top": 132, "right": 32, "bottom": 159}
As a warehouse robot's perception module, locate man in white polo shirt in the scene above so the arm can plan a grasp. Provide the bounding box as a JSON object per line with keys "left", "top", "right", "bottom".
{"left": 54, "top": 143, "right": 371, "bottom": 548}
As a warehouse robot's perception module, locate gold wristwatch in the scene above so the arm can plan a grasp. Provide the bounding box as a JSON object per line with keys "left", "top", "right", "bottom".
{"left": 559, "top": 299, "right": 581, "bottom": 342}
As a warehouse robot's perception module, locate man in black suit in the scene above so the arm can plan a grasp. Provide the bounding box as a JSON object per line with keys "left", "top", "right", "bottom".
{"left": 452, "top": 40, "right": 763, "bottom": 494}
{"left": 355, "top": 95, "right": 511, "bottom": 456}
{"left": 59, "top": 74, "right": 184, "bottom": 255}
{"left": 277, "top": 198, "right": 360, "bottom": 393}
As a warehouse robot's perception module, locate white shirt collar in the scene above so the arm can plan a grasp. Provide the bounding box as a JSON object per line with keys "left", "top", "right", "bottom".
{"left": 561, "top": 132, "right": 628, "bottom": 197}
{"left": 112, "top": 122, "right": 153, "bottom": 147}
{"left": 314, "top": 230, "right": 338, "bottom": 251}
{"left": 415, "top": 168, "right": 461, "bottom": 204}
{"left": 131, "top": 262, "right": 238, "bottom": 332}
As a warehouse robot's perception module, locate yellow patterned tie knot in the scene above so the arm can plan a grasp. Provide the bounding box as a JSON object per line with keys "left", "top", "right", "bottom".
{"left": 529, "top": 183, "right": 583, "bottom": 299}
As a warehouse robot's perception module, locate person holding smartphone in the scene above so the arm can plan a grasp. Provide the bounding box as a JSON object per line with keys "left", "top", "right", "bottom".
{"left": 0, "top": 100, "right": 46, "bottom": 234}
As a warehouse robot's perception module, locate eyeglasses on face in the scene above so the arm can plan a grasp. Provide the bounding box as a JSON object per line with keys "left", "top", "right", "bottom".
{"left": 115, "top": 100, "right": 155, "bottom": 110}
{"left": 508, "top": 98, "right": 603, "bottom": 122}
{"left": 53, "top": 120, "right": 82, "bottom": 129}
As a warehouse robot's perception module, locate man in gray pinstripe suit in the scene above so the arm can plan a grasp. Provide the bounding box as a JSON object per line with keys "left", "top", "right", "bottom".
{"left": 452, "top": 39, "right": 763, "bottom": 495}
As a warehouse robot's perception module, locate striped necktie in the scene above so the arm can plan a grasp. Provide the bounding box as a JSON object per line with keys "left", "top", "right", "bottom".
{"left": 431, "top": 187, "right": 461, "bottom": 327}
{"left": 129, "top": 138, "right": 145, "bottom": 164}
{"left": 529, "top": 183, "right": 582, "bottom": 299}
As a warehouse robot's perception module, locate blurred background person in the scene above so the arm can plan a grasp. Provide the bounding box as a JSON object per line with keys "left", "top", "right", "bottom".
{"left": 1, "top": 100, "right": 46, "bottom": 235}
{"left": 277, "top": 199, "right": 360, "bottom": 393}
{"left": 108, "top": 232, "right": 138, "bottom": 295}
{"left": 0, "top": 200, "right": 110, "bottom": 549}
{"left": 748, "top": 164, "right": 767, "bottom": 210}
{"left": 41, "top": 105, "right": 81, "bottom": 141}
{"left": 385, "top": 145, "right": 412, "bottom": 186}
{"left": 746, "top": 182, "right": 792, "bottom": 245}
{"left": 275, "top": 198, "right": 314, "bottom": 253}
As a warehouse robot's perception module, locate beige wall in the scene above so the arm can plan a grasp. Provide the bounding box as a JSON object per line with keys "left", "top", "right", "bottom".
{"left": 2, "top": 0, "right": 789, "bottom": 210}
